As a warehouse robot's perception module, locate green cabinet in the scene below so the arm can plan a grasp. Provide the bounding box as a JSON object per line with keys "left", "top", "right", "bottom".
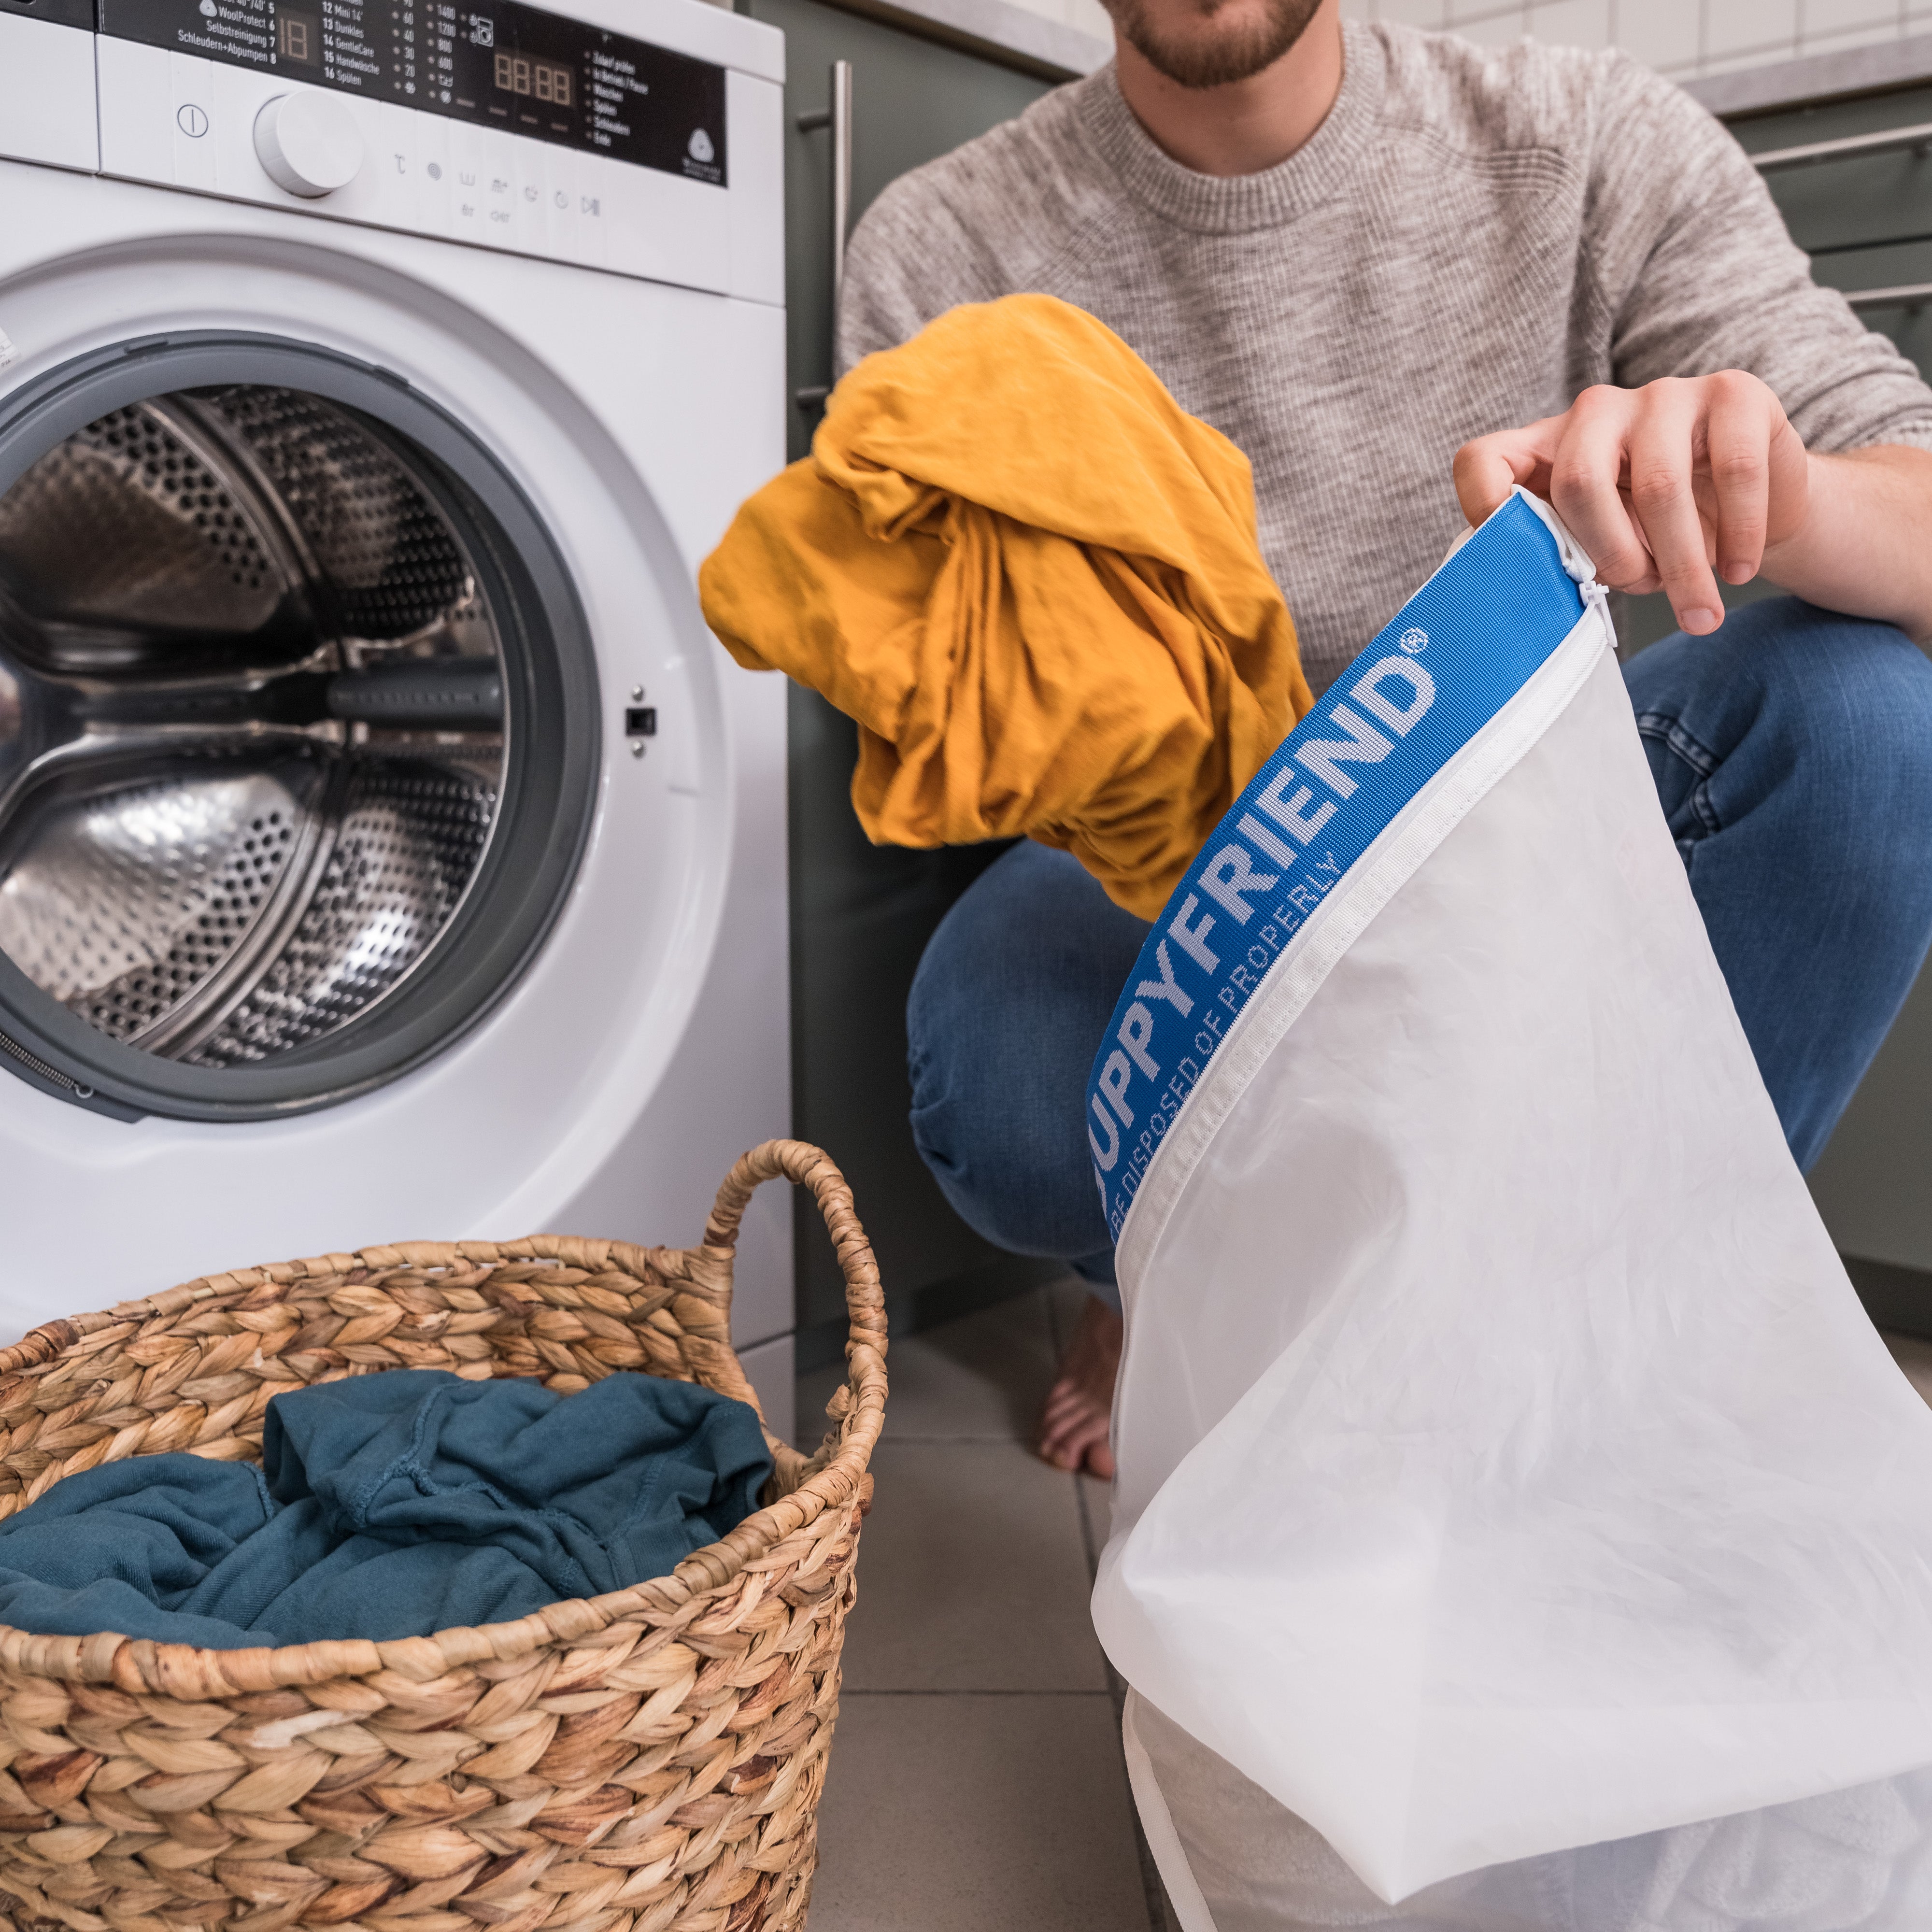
{"left": 738, "top": 0, "right": 1054, "bottom": 461}
{"left": 1738, "top": 83, "right": 1932, "bottom": 381}
{"left": 733, "top": 0, "right": 1063, "bottom": 1338}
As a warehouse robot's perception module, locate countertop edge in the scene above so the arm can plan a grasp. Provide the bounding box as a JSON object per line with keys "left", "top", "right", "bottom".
{"left": 1684, "top": 32, "right": 1932, "bottom": 117}
{"left": 768, "top": 0, "right": 1109, "bottom": 78}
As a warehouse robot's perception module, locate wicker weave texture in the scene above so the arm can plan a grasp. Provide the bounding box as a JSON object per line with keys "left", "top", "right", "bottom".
{"left": 0, "top": 1140, "right": 885, "bottom": 1932}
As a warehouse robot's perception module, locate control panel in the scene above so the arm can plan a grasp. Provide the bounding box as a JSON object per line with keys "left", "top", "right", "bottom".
{"left": 98, "top": 0, "right": 727, "bottom": 188}
{"left": 0, "top": 0, "right": 783, "bottom": 304}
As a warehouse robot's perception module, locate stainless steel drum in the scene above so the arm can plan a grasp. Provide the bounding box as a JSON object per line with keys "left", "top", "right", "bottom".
{"left": 0, "top": 342, "right": 599, "bottom": 1122}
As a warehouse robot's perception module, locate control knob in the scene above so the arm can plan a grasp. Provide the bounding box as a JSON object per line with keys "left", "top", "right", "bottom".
{"left": 254, "top": 91, "right": 364, "bottom": 198}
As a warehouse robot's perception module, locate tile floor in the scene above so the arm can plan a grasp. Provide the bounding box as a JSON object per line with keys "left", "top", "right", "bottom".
{"left": 796, "top": 1279, "right": 1175, "bottom": 1931}
{"left": 793, "top": 1290, "right": 1932, "bottom": 1930}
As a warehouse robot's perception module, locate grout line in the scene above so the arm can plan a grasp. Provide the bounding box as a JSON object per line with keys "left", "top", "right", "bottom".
{"left": 1074, "top": 1473, "right": 1103, "bottom": 1581}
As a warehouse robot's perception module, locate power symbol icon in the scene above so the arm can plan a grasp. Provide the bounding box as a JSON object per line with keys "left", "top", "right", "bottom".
{"left": 176, "top": 104, "right": 209, "bottom": 138}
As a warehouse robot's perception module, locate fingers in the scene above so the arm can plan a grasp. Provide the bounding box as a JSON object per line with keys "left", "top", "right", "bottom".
{"left": 1702, "top": 370, "right": 1776, "bottom": 586}
{"left": 1546, "top": 387, "right": 1660, "bottom": 597}
{"left": 1453, "top": 422, "right": 1555, "bottom": 528}
{"left": 1472, "top": 373, "right": 1803, "bottom": 638}
{"left": 1623, "top": 381, "right": 1725, "bottom": 632}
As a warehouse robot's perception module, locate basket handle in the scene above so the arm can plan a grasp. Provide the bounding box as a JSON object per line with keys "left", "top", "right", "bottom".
{"left": 704, "top": 1139, "right": 886, "bottom": 1369}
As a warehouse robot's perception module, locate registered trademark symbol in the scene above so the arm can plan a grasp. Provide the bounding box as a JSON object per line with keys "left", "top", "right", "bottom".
{"left": 1398, "top": 627, "right": 1429, "bottom": 653}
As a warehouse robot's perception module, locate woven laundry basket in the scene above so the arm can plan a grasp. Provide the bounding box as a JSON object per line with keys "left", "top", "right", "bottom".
{"left": 0, "top": 1138, "right": 885, "bottom": 1932}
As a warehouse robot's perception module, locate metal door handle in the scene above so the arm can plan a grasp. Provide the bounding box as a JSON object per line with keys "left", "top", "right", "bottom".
{"left": 1845, "top": 282, "right": 1932, "bottom": 312}
{"left": 796, "top": 59, "right": 853, "bottom": 411}
{"left": 1751, "top": 119, "right": 1932, "bottom": 173}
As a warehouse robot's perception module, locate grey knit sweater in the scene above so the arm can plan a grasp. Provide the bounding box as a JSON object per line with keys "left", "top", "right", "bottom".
{"left": 838, "top": 22, "right": 1932, "bottom": 694}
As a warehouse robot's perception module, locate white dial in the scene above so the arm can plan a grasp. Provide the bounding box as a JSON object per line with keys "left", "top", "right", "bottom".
{"left": 253, "top": 92, "right": 364, "bottom": 199}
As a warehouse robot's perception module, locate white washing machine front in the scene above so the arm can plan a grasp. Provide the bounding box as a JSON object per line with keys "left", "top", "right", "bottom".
{"left": 0, "top": 0, "right": 792, "bottom": 1356}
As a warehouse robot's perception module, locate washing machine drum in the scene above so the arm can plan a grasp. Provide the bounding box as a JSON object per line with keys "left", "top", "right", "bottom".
{"left": 0, "top": 366, "right": 597, "bottom": 1122}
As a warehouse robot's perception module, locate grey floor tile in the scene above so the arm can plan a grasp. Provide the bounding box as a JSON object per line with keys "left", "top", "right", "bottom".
{"left": 1077, "top": 1469, "right": 1114, "bottom": 1579}
{"left": 810, "top": 1692, "right": 1154, "bottom": 1932}
{"left": 800, "top": 1290, "right": 1059, "bottom": 1446}
{"left": 845, "top": 1440, "right": 1110, "bottom": 1691}
{"left": 1885, "top": 1331, "right": 1932, "bottom": 1407}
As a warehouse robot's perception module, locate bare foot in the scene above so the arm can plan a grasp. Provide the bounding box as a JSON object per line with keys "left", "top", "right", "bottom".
{"left": 1037, "top": 1292, "right": 1122, "bottom": 1478}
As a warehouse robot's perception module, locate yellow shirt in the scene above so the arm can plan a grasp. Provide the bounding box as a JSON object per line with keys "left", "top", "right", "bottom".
{"left": 699, "top": 294, "right": 1311, "bottom": 920}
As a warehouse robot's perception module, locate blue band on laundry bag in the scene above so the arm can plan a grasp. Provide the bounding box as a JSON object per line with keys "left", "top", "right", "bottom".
{"left": 1085, "top": 493, "right": 1589, "bottom": 1242}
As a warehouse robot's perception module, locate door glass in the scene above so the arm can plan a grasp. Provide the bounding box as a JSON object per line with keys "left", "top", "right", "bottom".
{"left": 0, "top": 343, "right": 598, "bottom": 1122}
{"left": 0, "top": 385, "right": 505, "bottom": 1067}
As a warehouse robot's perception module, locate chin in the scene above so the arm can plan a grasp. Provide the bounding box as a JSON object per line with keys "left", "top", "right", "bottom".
{"left": 1114, "top": 0, "right": 1325, "bottom": 89}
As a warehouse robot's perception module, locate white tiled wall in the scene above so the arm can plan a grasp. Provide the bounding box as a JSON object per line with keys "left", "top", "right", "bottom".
{"left": 997, "top": 0, "right": 1927, "bottom": 78}
{"left": 1339, "top": 0, "right": 1932, "bottom": 78}
{"left": 1062, "top": 0, "right": 1115, "bottom": 41}
{"left": 972, "top": 0, "right": 1113, "bottom": 40}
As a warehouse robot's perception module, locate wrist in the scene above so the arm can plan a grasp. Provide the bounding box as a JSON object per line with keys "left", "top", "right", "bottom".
{"left": 1758, "top": 446, "right": 1932, "bottom": 639}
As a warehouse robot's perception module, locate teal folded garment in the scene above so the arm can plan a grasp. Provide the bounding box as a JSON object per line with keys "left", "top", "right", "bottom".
{"left": 0, "top": 1369, "right": 772, "bottom": 1648}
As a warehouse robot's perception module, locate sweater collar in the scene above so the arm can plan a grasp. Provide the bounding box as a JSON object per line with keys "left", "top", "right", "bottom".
{"left": 1075, "top": 20, "right": 1381, "bottom": 234}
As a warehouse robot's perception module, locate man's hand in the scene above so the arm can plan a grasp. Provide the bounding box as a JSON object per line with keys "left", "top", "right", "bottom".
{"left": 1454, "top": 372, "right": 1809, "bottom": 636}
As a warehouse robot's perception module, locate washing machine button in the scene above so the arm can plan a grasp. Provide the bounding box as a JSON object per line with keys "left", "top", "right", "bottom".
{"left": 509, "top": 132, "right": 551, "bottom": 259}
{"left": 169, "top": 53, "right": 216, "bottom": 191}
{"left": 545, "top": 145, "right": 610, "bottom": 270}
{"left": 253, "top": 90, "right": 364, "bottom": 198}
{"left": 410, "top": 107, "right": 454, "bottom": 238}
{"left": 478, "top": 127, "right": 523, "bottom": 247}
{"left": 96, "top": 35, "right": 173, "bottom": 186}
{"left": 375, "top": 103, "right": 445, "bottom": 239}
{"left": 447, "top": 118, "right": 490, "bottom": 243}
{"left": 0, "top": 11, "right": 99, "bottom": 174}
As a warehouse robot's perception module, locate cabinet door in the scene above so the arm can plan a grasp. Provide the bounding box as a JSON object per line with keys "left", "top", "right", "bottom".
{"left": 738, "top": 0, "right": 1063, "bottom": 1334}
{"left": 741, "top": 0, "right": 1053, "bottom": 458}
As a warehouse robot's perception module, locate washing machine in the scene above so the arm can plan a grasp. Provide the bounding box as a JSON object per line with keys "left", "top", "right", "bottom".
{"left": 0, "top": 0, "right": 795, "bottom": 1422}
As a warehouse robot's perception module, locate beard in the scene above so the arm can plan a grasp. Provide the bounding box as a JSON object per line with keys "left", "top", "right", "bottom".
{"left": 1103, "top": 0, "right": 1323, "bottom": 89}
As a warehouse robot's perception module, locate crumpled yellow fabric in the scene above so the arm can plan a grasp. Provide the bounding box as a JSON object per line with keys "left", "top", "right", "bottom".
{"left": 697, "top": 294, "right": 1311, "bottom": 920}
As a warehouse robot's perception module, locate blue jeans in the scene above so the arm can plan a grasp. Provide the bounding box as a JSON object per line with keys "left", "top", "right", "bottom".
{"left": 906, "top": 599, "right": 1932, "bottom": 1305}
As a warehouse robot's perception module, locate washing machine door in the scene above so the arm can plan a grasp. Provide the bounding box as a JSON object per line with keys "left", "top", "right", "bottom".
{"left": 0, "top": 335, "right": 599, "bottom": 1121}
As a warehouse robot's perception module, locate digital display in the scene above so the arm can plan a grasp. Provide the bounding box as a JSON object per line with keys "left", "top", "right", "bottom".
{"left": 277, "top": 9, "right": 317, "bottom": 64}
{"left": 495, "top": 51, "right": 572, "bottom": 107}
{"left": 96, "top": 0, "right": 728, "bottom": 187}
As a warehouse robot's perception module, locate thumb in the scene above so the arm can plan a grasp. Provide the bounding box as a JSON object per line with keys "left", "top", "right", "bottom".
{"left": 1453, "top": 423, "right": 1557, "bottom": 528}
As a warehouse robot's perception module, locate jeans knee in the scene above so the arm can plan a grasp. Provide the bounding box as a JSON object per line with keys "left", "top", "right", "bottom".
{"left": 906, "top": 1045, "right": 1089, "bottom": 1258}
{"left": 1735, "top": 600, "right": 1932, "bottom": 770}
{"left": 903, "top": 844, "right": 1132, "bottom": 1262}
{"left": 1630, "top": 598, "right": 1932, "bottom": 814}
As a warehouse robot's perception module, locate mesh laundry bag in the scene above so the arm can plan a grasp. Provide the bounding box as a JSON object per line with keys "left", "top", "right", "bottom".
{"left": 1083, "top": 489, "right": 1932, "bottom": 1930}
